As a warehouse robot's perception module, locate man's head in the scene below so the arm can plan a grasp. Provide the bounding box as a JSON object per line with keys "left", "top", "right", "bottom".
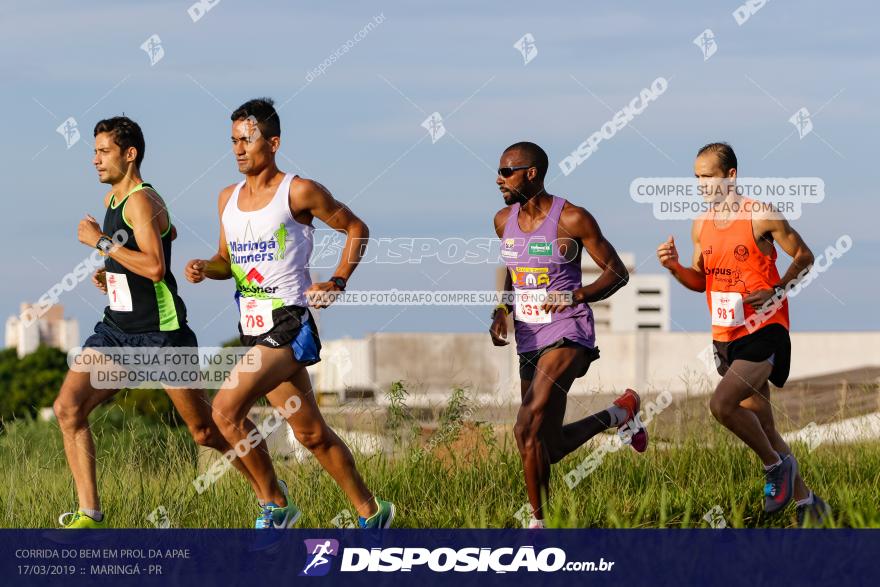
{"left": 230, "top": 97, "right": 281, "bottom": 175}
{"left": 93, "top": 116, "right": 145, "bottom": 184}
{"left": 694, "top": 142, "right": 737, "bottom": 201}
{"left": 496, "top": 141, "right": 549, "bottom": 205}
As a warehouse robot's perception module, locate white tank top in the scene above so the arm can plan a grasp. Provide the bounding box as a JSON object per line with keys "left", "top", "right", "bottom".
{"left": 221, "top": 173, "right": 313, "bottom": 308}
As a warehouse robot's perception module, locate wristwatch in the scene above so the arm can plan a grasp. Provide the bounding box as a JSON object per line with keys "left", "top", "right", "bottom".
{"left": 95, "top": 235, "right": 114, "bottom": 256}
{"left": 329, "top": 276, "right": 347, "bottom": 291}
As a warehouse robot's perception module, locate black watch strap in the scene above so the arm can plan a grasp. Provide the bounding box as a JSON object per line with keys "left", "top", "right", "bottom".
{"left": 330, "top": 276, "right": 347, "bottom": 291}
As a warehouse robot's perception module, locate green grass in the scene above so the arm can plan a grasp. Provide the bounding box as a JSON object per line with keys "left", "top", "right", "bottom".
{"left": 1, "top": 399, "right": 878, "bottom": 529}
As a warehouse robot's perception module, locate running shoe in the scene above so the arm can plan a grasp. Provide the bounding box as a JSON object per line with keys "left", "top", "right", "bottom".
{"left": 613, "top": 388, "right": 648, "bottom": 453}
{"left": 358, "top": 499, "right": 395, "bottom": 529}
{"left": 764, "top": 454, "right": 797, "bottom": 513}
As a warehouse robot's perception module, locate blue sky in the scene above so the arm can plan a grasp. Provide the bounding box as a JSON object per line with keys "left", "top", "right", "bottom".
{"left": 2, "top": 0, "right": 877, "bottom": 345}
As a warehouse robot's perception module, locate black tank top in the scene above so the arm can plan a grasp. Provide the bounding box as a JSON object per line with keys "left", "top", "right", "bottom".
{"left": 101, "top": 183, "right": 188, "bottom": 333}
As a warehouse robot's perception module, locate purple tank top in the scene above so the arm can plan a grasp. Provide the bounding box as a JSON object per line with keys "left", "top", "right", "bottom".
{"left": 501, "top": 196, "right": 596, "bottom": 353}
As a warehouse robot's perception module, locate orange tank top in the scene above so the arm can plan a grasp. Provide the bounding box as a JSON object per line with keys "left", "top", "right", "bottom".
{"left": 699, "top": 198, "right": 789, "bottom": 342}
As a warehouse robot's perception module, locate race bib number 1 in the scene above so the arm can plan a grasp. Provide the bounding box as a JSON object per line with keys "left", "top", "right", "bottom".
{"left": 514, "top": 288, "right": 551, "bottom": 324}
{"left": 106, "top": 272, "right": 133, "bottom": 312}
{"left": 711, "top": 291, "right": 745, "bottom": 327}
{"left": 240, "top": 297, "right": 274, "bottom": 336}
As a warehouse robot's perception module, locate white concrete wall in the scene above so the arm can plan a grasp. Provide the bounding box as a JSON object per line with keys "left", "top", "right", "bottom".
{"left": 309, "top": 331, "right": 880, "bottom": 404}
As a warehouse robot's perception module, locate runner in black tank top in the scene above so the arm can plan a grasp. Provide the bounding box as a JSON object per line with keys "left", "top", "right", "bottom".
{"left": 101, "top": 182, "right": 187, "bottom": 332}
{"left": 54, "top": 116, "right": 261, "bottom": 529}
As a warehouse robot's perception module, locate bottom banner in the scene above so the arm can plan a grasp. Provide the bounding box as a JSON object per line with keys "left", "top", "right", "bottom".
{"left": 1, "top": 529, "right": 875, "bottom": 586}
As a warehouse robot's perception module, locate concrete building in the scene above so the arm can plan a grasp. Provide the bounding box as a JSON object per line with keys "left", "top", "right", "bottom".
{"left": 5, "top": 303, "right": 79, "bottom": 358}
{"left": 582, "top": 252, "right": 670, "bottom": 332}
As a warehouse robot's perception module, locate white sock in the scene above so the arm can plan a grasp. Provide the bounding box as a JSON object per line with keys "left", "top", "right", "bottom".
{"left": 82, "top": 508, "right": 103, "bottom": 522}
{"left": 796, "top": 491, "right": 814, "bottom": 507}
{"left": 763, "top": 457, "right": 783, "bottom": 471}
{"left": 528, "top": 517, "right": 545, "bottom": 529}
{"left": 607, "top": 405, "right": 629, "bottom": 427}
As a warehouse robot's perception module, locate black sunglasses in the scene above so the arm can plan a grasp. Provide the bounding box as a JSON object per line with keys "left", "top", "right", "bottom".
{"left": 497, "top": 165, "right": 533, "bottom": 178}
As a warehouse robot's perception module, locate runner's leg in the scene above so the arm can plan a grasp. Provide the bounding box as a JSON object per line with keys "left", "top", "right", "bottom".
{"left": 709, "top": 359, "right": 779, "bottom": 466}
{"left": 514, "top": 345, "right": 586, "bottom": 519}
{"left": 211, "top": 345, "right": 300, "bottom": 506}
{"left": 164, "top": 386, "right": 264, "bottom": 500}
{"left": 53, "top": 353, "right": 121, "bottom": 512}
{"left": 739, "top": 383, "right": 809, "bottom": 500}
{"left": 266, "top": 366, "right": 377, "bottom": 518}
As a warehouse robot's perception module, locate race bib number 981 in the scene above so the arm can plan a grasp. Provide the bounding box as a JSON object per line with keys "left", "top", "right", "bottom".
{"left": 711, "top": 291, "right": 745, "bottom": 327}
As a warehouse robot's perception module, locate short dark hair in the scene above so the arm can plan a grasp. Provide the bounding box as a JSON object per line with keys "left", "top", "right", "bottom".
{"left": 697, "top": 142, "right": 738, "bottom": 174}
{"left": 94, "top": 116, "right": 145, "bottom": 168}
{"left": 504, "top": 141, "right": 549, "bottom": 180}
{"left": 231, "top": 97, "right": 281, "bottom": 139}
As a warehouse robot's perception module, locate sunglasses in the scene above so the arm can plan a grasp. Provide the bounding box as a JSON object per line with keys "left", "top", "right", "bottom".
{"left": 497, "top": 165, "right": 533, "bottom": 178}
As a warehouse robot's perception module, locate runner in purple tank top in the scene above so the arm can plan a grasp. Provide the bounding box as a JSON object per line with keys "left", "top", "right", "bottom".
{"left": 489, "top": 142, "right": 648, "bottom": 528}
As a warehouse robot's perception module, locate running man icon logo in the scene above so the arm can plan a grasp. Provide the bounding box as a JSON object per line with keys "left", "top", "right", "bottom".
{"left": 693, "top": 29, "right": 718, "bottom": 61}
{"left": 56, "top": 117, "right": 80, "bottom": 149}
{"left": 140, "top": 34, "right": 165, "bottom": 66}
{"left": 300, "top": 539, "right": 340, "bottom": 576}
{"left": 421, "top": 112, "right": 446, "bottom": 143}
{"left": 789, "top": 107, "right": 813, "bottom": 139}
{"left": 513, "top": 33, "right": 538, "bottom": 65}
{"left": 310, "top": 230, "right": 345, "bottom": 269}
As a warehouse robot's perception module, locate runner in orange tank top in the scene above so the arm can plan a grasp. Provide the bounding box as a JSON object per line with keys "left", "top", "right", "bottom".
{"left": 656, "top": 142, "right": 830, "bottom": 527}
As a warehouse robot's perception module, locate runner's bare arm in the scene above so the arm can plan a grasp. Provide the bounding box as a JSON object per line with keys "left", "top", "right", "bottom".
{"left": 658, "top": 221, "right": 707, "bottom": 292}
{"left": 764, "top": 218, "right": 814, "bottom": 288}
{"left": 490, "top": 207, "right": 512, "bottom": 345}
{"left": 185, "top": 186, "right": 234, "bottom": 283}
{"left": 293, "top": 178, "right": 369, "bottom": 283}
{"left": 560, "top": 204, "right": 628, "bottom": 305}
{"left": 743, "top": 218, "right": 814, "bottom": 308}
{"left": 78, "top": 190, "right": 167, "bottom": 282}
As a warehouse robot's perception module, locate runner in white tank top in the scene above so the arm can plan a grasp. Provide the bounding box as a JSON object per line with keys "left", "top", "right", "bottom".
{"left": 185, "top": 97, "right": 394, "bottom": 529}
{"left": 221, "top": 172, "right": 313, "bottom": 309}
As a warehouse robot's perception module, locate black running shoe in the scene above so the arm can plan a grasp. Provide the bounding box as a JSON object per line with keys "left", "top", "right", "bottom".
{"left": 797, "top": 494, "right": 832, "bottom": 528}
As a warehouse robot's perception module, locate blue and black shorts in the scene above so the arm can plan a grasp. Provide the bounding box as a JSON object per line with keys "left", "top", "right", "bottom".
{"left": 237, "top": 305, "right": 322, "bottom": 366}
